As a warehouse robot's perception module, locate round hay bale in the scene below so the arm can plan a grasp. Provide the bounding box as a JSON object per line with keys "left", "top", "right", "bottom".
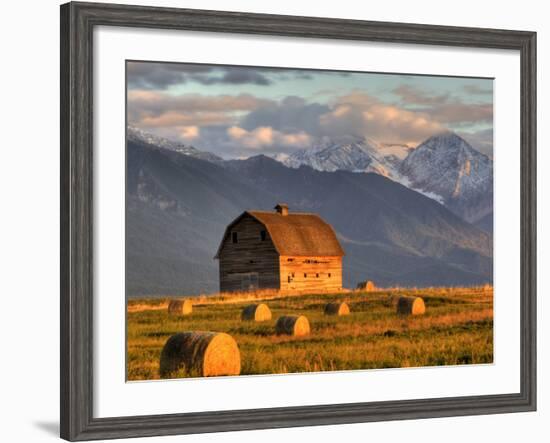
{"left": 324, "top": 302, "right": 350, "bottom": 316}
{"left": 159, "top": 331, "right": 240, "bottom": 378}
{"left": 275, "top": 315, "right": 310, "bottom": 336}
{"left": 389, "top": 295, "right": 401, "bottom": 308}
{"left": 241, "top": 303, "right": 272, "bottom": 321}
{"left": 396, "top": 296, "right": 426, "bottom": 316}
{"left": 483, "top": 283, "right": 492, "bottom": 291}
{"left": 356, "top": 280, "right": 376, "bottom": 291}
{"left": 168, "top": 299, "right": 192, "bottom": 315}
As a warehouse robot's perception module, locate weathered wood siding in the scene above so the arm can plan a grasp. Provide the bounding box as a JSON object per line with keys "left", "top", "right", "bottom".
{"left": 218, "top": 215, "right": 280, "bottom": 292}
{"left": 279, "top": 255, "right": 342, "bottom": 293}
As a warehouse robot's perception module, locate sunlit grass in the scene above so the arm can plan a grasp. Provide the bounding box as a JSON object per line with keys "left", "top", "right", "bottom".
{"left": 127, "top": 286, "right": 493, "bottom": 380}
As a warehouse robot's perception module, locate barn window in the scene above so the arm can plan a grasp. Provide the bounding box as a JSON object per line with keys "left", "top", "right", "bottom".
{"left": 287, "top": 258, "right": 294, "bottom": 262}
{"left": 260, "top": 230, "right": 267, "bottom": 241}
{"left": 328, "top": 273, "right": 331, "bottom": 278}
{"left": 316, "top": 273, "right": 319, "bottom": 278}
{"left": 304, "top": 273, "right": 307, "bottom": 278}
{"left": 231, "top": 232, "right": 238, "bottom": 243}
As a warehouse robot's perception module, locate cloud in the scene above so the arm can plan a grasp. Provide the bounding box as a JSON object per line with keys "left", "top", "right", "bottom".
{"left": 127, "top": 61, "right": 351, "bottom": 91}
{"left": 458, "top": 128, "right": 493, "bottom": 156}
{"left": 227, "top": 125, "right": 311, "bottom": 150}
{"left": 127, "top": 62, "right": 331, "bottom": 90}
{"left": 128, "top": 91, "right": 313, "bottom": 156}
{"left": 190, "top": 68, "right": 271, "bottom": 86}
{"left": 428, "top": 103, "right": 493, "bottom": 125}
{"left": 128, "top": 84, "right": 493, "bottom": 158}
{"left": 393, "top": 85, "right": 450, "bottom": 105}
{"left": 137, "top": 111, "right": 233, "bottom": 127}
{"left": 318, "top": 92, "right": 444, "bottom": 145}
{"left": 127, "top": 62, "right": 211, "bottom": 89}
{"left": 127, "top": 62, "right": 273, "bottom": 89}
{"left": 240, "top": 96, "right": 329, "bottom": 134}
{"left": 128, "top": 91, "right": 273, "bottom": 128}
{"left": 393, "top": 84, "right": 493, "bottom": 125}
{"left": 227, "top": 126, "right": 249, "bottom": 140}
{"left": 179, "top": 126, "right": 200, "bottom": 140}
{"left": 128, "top": 91, "right": 269, "bottom": 113}
{"left": 235, "top": 90, "right": 462, "bottom": 149}
{"left": 463, "top": 84, "right": 493, "bottom": 95}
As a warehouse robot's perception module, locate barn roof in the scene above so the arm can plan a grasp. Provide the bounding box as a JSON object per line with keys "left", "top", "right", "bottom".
{"left": 215, "top": 207, "right": 345, "bottom": 258}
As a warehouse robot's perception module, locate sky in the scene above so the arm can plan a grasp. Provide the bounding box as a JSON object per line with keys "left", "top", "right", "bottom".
{"left": 127, "top": 61, "right": 493, "bottom": 159}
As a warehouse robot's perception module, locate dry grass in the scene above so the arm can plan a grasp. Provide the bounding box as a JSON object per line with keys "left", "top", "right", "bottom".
{"left": 128, "top": 288, "right": 360, "bottom": 313}
{"left": 127, "top": 286, "right": 493, "bottom": 380}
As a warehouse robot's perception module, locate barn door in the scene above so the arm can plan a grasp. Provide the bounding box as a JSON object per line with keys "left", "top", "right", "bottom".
{"left": 241, "top": 272, "right": 259, "bottom": 291}
{"left": 250, "top": 273, "right": 259, "bottom": 289}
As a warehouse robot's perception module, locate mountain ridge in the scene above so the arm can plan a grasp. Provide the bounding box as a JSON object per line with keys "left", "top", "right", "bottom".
{"left": 399, "top": 132, "right": 493, "bottom": 224}
{"left": 128, "top": 125, "right": 493, "bottom": 235}
{"left": 278, "top": 135, "right": 410, "bottom": 182}
{"left": 126, "top": 136, "right": 493, "bottom": 296}
{"left": 128, "top": 125, "right": 224, "bottom": 164}
{"left": 269, "top": 131, "right": 492, "bottom": 225}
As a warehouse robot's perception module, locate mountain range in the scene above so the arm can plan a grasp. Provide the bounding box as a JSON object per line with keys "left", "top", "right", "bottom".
{"left": 126, "top": 127, "right": 493, "bottom": 296}
{"left": 276, "top": 136, "right": 411, "bottom": 181}
{"left": 128, "top": 125, "right": 224, "bottom": 164}
{"left": 278, "top": 132, "right": 493, "bottom": 227}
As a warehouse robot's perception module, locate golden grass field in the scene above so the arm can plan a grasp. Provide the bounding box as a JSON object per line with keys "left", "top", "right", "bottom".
{"left": 127, "top": 287, "right": 493, "bottom": 380}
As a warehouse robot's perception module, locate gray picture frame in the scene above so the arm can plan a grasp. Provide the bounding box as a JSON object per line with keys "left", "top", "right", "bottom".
{"left": 60, "top": 2, "right": 537, "bottom": 441}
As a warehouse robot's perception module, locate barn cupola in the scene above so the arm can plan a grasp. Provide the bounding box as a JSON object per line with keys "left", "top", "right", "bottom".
{"left": 274, "top": 203, "right": 289, "bottom": 216}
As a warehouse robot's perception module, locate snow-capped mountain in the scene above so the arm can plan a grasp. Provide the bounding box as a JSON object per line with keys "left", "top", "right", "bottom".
{"left": 399, "top": 132, "right": 493, "bottom": 224}
{"left": 278, "top": 136, "right": 411, "bottom": 183}
{"left": 376, "top": 142, "right": 414, "bottom": 168}
{"left": 274, "top": 132, "right": 492, "bottom": 226}
{"left": 127, "top": 126, "right": 492, "bottom": 228}
{"left": 127, "top": 125, "right": 223, "bottom": 164}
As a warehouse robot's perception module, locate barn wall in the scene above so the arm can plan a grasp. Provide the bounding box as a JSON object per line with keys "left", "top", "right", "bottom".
{"left": 218, "top": 215, "right": 280, "bottom": 292}
{"left": 279, "top": 255, "right": 342, "bottom": 293}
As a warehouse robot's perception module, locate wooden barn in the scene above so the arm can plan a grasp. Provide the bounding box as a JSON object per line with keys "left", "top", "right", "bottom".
{"left": 215, "top": 204, "right": 345, "bottom": 293}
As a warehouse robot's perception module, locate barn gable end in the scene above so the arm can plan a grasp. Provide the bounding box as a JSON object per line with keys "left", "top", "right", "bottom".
{"left": 216, "top": 213, "right": 280, "bottom": 292}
